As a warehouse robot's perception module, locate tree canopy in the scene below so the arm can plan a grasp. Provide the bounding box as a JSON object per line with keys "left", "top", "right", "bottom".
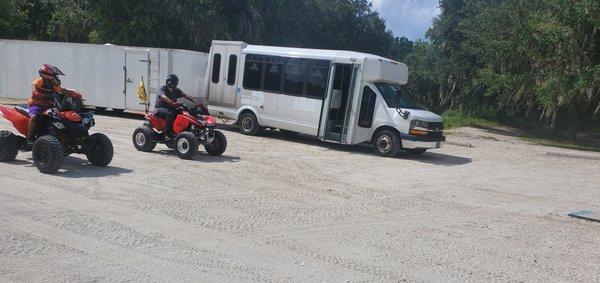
{"left": 1, "top": 0, "right": 598, "bottom": 134}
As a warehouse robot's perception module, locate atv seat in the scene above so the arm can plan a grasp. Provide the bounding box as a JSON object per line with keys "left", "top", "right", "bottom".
{"left": 15, "top": 106, "right": 30, "bottom": 118}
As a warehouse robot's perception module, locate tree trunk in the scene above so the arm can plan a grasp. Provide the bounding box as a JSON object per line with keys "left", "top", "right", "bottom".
{"left": 569, "top": 110, "right": 579, "bottom": 142}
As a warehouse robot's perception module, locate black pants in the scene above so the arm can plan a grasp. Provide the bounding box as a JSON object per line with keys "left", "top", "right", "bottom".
{"left": 154, "top": 107, "right": 176, "bottom": 136}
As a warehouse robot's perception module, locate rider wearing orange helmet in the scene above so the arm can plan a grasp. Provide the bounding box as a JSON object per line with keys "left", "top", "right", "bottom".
{"left": 27, "top": 64, "right": 81, "bottom": 140}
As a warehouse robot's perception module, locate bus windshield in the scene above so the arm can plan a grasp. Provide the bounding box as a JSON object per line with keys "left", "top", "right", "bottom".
{"left": 374, "top": 83, "right": 419, "bottom": 109}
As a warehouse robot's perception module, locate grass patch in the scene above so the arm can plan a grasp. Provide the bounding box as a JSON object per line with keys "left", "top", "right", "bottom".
{"left": 521, "top": 136, "right": 600, "bottom": 153}
{"left": 442, "top": 111, "right": 498, "bottom": 130}
{"left": 442, "top": 110, "right": 600, "bottom": 152}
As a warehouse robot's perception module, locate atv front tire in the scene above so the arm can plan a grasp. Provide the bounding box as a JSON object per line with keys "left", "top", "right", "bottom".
{"left": 86, "top": 133, "right": 114, "bottom": 167}
{"left": 32, "top": 135, "right": 64, "bottom": 174}
{"left": 132, "top": 126, "right": 157, "bottom": 152}
{"left": 204, "top": 130, "right": 227, "bottom": 156}
{"left": 174, "top": 132, "right": 198, "bottom": 160}
{"left": 0, "top": 130, "right": 18, "bottom": 161}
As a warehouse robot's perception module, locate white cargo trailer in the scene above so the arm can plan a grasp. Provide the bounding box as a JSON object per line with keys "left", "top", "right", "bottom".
{"left": 0, "top": 39, "right": 208, "bottom": 112}
{"left": 204, "top": 41, "right": 445, "bottom": 156}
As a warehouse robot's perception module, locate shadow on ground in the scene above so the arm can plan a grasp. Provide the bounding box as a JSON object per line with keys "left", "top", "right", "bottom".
{"left": 4, "top": 156, "right": 133, "bottom": 178}
{"left": 219, "top": 125, "right": 472, "bottom": 166}
{"left": 400, "top": 152, "right": 472, "bottom": 166}
{"left": 151, "top": 149, "right": 242, "bottom": 163}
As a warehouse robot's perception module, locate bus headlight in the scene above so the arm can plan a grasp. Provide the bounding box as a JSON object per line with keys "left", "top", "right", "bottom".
{"left": 409, "top": 120, "right": 428, "bottom": 136}
{"left": 410, "top": 120, "right": 428, "bottom": 129}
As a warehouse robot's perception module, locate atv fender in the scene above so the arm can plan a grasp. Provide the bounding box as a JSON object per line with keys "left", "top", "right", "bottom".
{"left": 0, "top": 105, "right": 30, "bottom": 136}
{"left": 173, "top": 113, "right": 201, "bottom": 134}
{"left": 145, "top": 114, "right": 166, "bottom": 132}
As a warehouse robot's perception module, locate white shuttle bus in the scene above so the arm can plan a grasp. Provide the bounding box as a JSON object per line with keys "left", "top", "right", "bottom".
{"left": 204, "top": 41, "right": 445, "bottom": 156}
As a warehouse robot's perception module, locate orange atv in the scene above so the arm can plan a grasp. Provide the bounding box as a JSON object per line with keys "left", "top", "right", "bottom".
{"left": 132, "top": 105, "right": 227, "bottom": 159}
{"left": 0, "top": 94, "right": 113, "bottom": 173}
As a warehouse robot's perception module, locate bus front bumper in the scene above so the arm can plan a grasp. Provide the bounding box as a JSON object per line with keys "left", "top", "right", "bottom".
{"left": 400, "top": 133, "right": 446, "bottom": 149}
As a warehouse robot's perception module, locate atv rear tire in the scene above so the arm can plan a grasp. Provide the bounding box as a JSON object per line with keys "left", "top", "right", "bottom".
{"left": 86, "top": 133, "right": 114, "bottom": 167}
{"left": 174, "top": 132, "right": 198, "bottom": 160}
{"left": 0, "top": 130, "right": 18, "bottom": 161}
{"left": 33, "top": 135, "right": 64, "bottom": 174}
{"left": 204, "top": 130, "right": 227, "bottom": 156}
{"left": 132, "top": 126, "right": 157, "bottom": 152}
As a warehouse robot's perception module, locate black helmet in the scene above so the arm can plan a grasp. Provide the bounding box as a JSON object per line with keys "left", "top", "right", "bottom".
{"left": 166, "top": 74, "right": 179, "bottom": 88}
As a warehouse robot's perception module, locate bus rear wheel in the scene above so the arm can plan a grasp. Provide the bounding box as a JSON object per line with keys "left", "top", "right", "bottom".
{"left": 239, "top": 112, "right": 260, "bottom": 136}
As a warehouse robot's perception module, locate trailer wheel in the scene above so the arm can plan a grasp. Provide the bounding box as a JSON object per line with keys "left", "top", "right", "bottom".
{"left": 372, "top": 130, "right": 401, "bottom": 157}
{"left": 0, "top": 130, "right": 19, "bottom": 161}
{"left": 239, "top": 112, "right": 261, "bottom": 135}
{"left": 204, "top": 130, "right": 227, "bottom": 156}
{"left": 132, "top": 126, "right": 157, "bottom": 152}
{"left": 86, "top": 133, "right": 114, "bottom": 167}
{"left": 32, "top": 135, "right": 64, "bottom": 174}
{"left": 174, "top": 132, "right": 198, "bottom": 160}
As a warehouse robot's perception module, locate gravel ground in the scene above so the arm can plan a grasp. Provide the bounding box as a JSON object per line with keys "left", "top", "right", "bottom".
{"left": 0, "top": 113, "right": 599, "bottom": 282}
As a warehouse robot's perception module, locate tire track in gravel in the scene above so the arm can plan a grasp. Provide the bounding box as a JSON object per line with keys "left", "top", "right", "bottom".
{"left": 0, "top": 175, "right": 368, "bottom": 281}
{"left": 0, "top": 226, "right": 148, "bottom": 282}
{"left": 0, "top": 213, "right": 190, "bottom": 281}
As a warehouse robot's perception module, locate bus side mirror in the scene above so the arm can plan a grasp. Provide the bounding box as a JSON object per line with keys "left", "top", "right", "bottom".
{"left": 397, "top": 108, "right": 410, "bottom": 119}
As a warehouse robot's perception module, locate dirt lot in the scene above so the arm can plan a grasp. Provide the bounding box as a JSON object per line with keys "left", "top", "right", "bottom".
{"left": 0, "top": 113, "right": 599, "bottom": 281}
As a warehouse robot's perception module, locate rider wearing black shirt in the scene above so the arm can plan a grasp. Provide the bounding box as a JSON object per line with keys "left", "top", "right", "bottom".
{"left": 154, "top": 74, "right": 204, "bottom": 138}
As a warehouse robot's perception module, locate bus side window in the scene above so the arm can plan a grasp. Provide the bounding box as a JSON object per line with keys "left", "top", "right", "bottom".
{"left": 358, "top": 86, "right": 377, "bottom": 128}
{"left": 283, "top": 58, "right": 307, "bottom": 96}
{"left": 227, "top": 55, "right": 237, "bottom": 86}
{"left": 243, "top": 54, "right": 264, "bottom": 90}
{"left": 211, "top": 53, "right": 221, "bottom": 84}
{"left": 306, "top": 60, "right": 329, "bottom": 99}
{"left": 263, "top": 56, "right": 284, "bottom": 92}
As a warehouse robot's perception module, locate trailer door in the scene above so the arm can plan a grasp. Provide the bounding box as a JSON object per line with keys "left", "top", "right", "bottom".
{"left": 207, "top": 44, "right": 241, "bottom": 108}
{"left": 124, "top": 49, "right": 150, "bottom": 111}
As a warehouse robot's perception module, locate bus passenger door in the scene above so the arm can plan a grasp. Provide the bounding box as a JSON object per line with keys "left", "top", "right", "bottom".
{"left": 318, "top": 63, "right": 356, "bottom": 143}
{"left": 207, "top": 44, "right": 241, "bottom": 108}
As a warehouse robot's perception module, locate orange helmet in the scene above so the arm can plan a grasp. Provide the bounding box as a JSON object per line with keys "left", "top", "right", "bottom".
{"left": 39, "top": 64, "right": 64, "bottom": 85}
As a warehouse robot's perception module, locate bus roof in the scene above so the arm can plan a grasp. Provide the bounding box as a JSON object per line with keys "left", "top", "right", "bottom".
{"left": 245, "top": 44, "right": 389, "bottom": 62}
{"left": 211, "top": 41, "right": 394, "bottom": 63}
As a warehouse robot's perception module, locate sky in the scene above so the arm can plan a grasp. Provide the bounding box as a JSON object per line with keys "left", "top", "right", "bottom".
{"left": 371, "top": 0, "right": 441, "bottom": 40}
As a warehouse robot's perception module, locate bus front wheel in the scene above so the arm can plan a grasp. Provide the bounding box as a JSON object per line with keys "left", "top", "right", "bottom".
{"left": 372, "top": 130, "right": 401, "bottom": 157}
{"left": 239, "top": 112, "right": 261, "bottom": 136}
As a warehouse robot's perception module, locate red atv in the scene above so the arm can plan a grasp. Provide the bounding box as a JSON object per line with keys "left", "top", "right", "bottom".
{"left": 132, "top": 105, "right": 227, "bottom": 159}
{"left": 0, "top": 94, "right": 113, "bottom": 174}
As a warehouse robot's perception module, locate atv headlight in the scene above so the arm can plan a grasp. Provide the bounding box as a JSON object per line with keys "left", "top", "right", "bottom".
{"left": 53, "top": 122, "right": 66, "bottom": 129}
